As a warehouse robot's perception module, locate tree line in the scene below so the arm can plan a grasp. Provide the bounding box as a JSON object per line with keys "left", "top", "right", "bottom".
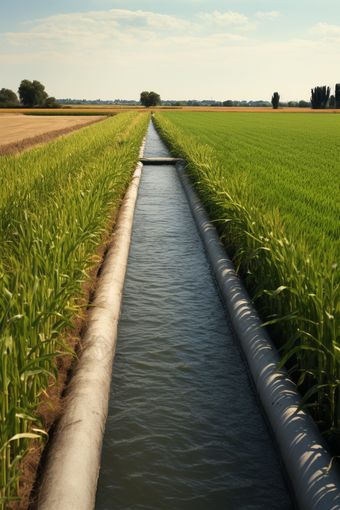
{"left": 2, "top": 82, "right": 339, "bottom": 110}
{"left": 0, "top": 80, "right": 60, "bottom": 108}
{"left": 140, "top": 88, "right": 340, "bottom": 110}
{"left": 271, "top": 83, "right": 340, "bottom": 109}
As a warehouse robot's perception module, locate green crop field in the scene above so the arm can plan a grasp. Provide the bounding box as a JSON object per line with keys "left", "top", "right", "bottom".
{"left": 0, "top": 111, "right": 149, "bottom": 506}
{"left": 154, "top": 111, "right": 340, "bottom": 453}
{"left": 156, "top": 112, "right": 340, "bottom": 260}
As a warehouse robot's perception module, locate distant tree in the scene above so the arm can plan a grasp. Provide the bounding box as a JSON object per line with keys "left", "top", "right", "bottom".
{"left": 18, "top": 79, "right": 48, "bottom": 108}
{"left": 298, "top": 100, "right": 310, "bottom": 108}
{"left": 335, "top": 84, "right": 340, "bottom": 109}
{"left": 223, "top": 100, "right": 234, "bottom": 106}
{"left": 140, "top": 91, "right": 149, "bottom": 106}
{"left": 140, "top": 91, "right": 161, "bottom": 107}
{"left": 0, "top": 88, "right": 20, "bottom": 107}
{"left": 148, "top": 91, "right": 161, "bottom": 106}
{"left": 174, "top": 101, "right": 186, "bottom": 106}
{"left": 43, "top": 96, "right": 61, "bottom": 108}
{"left": 271, "top": 92, "right": 280, "bottom": 109}
{"left": 311, "top": 86, "right": 330, "bottom": 109}
{"left": 288, "top": 101, "right": 298, "bottom": 107}
{"left": 329, "top": 95, "right": 336, "bottom": 109}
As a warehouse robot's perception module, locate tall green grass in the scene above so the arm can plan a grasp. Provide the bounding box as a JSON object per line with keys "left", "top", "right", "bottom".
{"left": 0, "top": 111, "right": 149, "bottom": 506}
{"left": 154, "top": 111, "right": 340, "bottom": 453}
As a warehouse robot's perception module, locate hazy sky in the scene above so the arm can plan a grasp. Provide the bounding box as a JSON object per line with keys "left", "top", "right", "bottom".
{"left": 1, "top": 1, "right": 339, "bottom": 101}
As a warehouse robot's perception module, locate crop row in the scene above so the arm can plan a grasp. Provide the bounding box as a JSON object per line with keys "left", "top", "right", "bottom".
{"left": 153, "top": 111, "right": 340, "bottom": 454}
{"left": 0, "top": 111, "right": 149, "bottom": 506}
{"left": 157, "top": 112, "right": 340, "bottom": 262}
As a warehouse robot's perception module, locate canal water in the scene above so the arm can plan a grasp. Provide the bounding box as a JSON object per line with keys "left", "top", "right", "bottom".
{"left": 95, "top": 122, "right": 295, "bottom": 509}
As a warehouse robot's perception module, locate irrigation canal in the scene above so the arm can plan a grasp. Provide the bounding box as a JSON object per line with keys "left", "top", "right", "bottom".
{"left": 95, "top": 122, "right": 295, "bottom": 509}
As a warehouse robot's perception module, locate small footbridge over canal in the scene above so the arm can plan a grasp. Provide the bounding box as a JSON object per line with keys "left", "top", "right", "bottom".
{"left": 95, "top": 122, "right": 295, "bottom": 509}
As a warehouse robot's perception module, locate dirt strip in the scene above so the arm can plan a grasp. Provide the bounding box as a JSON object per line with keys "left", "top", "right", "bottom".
{"left": 0, "top": 115, "right": 107, "bottom": 156}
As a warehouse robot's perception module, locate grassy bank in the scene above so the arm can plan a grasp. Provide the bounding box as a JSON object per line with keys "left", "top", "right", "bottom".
{"left": 154, "top": 111, "right": 340, "bottom": 453}
{"left": 0, "top": 111, "right": 150, "bottom": 507}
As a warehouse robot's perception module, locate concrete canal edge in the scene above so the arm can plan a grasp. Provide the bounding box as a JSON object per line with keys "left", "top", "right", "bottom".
{"left": 176, "top": 161, "right": 340, "bottom": 510}
{"left": 36, "top": 139, "right": 146, "bottom": 510}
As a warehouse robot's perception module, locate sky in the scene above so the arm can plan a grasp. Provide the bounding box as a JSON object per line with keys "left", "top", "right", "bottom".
{"left": 1, "top": 1, "right": 340, "bottom": 102}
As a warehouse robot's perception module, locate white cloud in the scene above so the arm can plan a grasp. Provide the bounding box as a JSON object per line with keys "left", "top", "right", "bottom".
{"left": 3, "top": 8, "right": 254, "bottom": 49}
{"left": 196, "top": 10, "right": 247, "bottom": 25}
{"left": 309, "top": 23, "right": 340, "bottom": 35}
{"left": 321, "top": 37, "right": 340, "bottom": 43}
{"left": 255, "top": 12, "right": 281, "bottom": 20}
{"left": 196, "top": 11, "right": 257, "bottom": 30}
{"left": 147, "top": 32, "right": 248, "bottom": 51}
{"left": 0, "top": 50, "right": 86, "bottom": 65}
{"left": 210, "top": 33, "right": 248, "bottom": 42}
{"left": 4, "top": 26, "right": 118, "bottom": 48}
{"left": 33, "top": 9, "right": 191, "bottom": 31}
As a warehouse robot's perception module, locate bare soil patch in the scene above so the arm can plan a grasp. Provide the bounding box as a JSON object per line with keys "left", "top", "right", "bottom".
{"left": 0, "top": 114, "right": 107, "bottom": 155}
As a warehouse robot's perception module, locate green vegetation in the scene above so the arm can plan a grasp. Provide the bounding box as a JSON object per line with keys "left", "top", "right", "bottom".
{"left": 0, "top": 111, "right": 149, "bottom": 506}
{"left": 311, "top": 86, "right": 330, "bottom": 109}
{"left": 336, "top": 84, "right": 340, "bottom": 109}
{"left": 271, "top": 92, "right": 280, "bottom": 109}
{"left": 140, "top": 91, "right": 162, "bottom": 107}
{"left": 0, "top": 89, "right": 20, "bottom": 108}
{"left": 18, "top": 80, "right": 60, "bottom": 109}
{"left": 153, "top": 111, "right": 340, "bottom": 451}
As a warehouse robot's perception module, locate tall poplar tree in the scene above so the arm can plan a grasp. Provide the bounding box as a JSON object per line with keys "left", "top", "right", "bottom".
{"left": 310, "top": 86, "right": 330, "bottom": 109}
{"left": 335, "top": 84, "right": 340, "bottom": 109}
{"left": 271, "top": 92, "right": 280, "bottom": 109}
